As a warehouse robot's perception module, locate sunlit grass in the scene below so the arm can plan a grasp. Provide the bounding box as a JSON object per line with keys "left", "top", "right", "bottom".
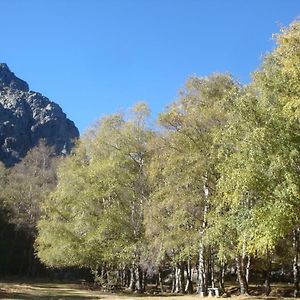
{"left": 0, "top": 281, "right": 291, "bottom": 300}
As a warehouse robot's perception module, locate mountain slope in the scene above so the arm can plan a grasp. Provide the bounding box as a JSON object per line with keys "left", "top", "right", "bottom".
{"left": 0, "top": 63, "right": 79, "bottom": 166}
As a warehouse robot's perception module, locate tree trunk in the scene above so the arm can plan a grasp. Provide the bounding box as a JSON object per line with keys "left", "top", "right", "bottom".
{"left": 125, "top": 266, "right": 131, "bottom": 288}
{"left": 142, "top": 270, "right": 147, "bottom": 292}
{"left": 171, "top": 266, "right": 176, "bottom": 293}
{"left": 210, "top": 247, "right": 215, "bottom": 288}
{"left": 174, "top": 266, "right": 181, "bottom": 293}
{"left": 180, "top": 263, "right": 185, "bottom": 294}
{"left": 120, "top": 266, "right": 126, "bottom": 287}
{"left": 239, "top": 239, "right": 249, "bottom": 294}
{"left": 264, "top": 248, "right": 271, "bottom": 296}
{"left": 235, "top": 255, "right": 248, "bottom": 295}
{"left": 197, "top": 176, "right": 209, "bottom": 296}
{"left": 107, "top": 270, "right": 112, "bottom": 288}
{"left": 245, "top": 255, "right": 251, "bottom": 284}
{"left": 158, "top": 269, "right": 164, "bottom": 293}
{"left": 134, "top": 266, "right": 143, "bottom": 293}
{"left": 219, "top": 262, "right": 226, "bottom": 294}
{"left": 197, "top": 209, "right": 208, "bottom": 295}
{"left": 101, "top": 265, "right": 107, "bottom": 287}
{"left": 129, "top": 264, "right": 136, "bottom": 291}
{"left": 197, "top": 239, "right": 207, "bottom": 296}
{"left": 185, "top": 260, "right": 193, "bottom": 294}
{"left": 129, "top": 254, "right": 143, "bottom": 293}
{"left": 293, "top": 228, "right": 300, "bottom": 298}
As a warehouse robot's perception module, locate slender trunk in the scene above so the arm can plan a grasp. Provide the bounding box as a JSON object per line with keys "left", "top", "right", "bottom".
{"left": 120, "top": 266, "right": 125, "bottom": 287}
{"left": 293, "top": 228, "right": 300, "bottom": 298}
{"left": 135, "top": 266, "right": 141, "bottom": 292}
{"left": 158, "top": 270, "right": 164, "bottom": 293}
{"left": 241, "top": 240, "right": 247, "bottom": 282}
{"left": 125, "top": 267, "right": 131, "bottom": 288}
{"left": 180, "top": 263, "right": 185, "bottom": 294}
{"left": 197, "top": 175, "right": 209, "bottom": 296}
{"left": 107, "top": 270, "right": 112, "bottom": 288}
{"left": 174, "top": 266, "right": 181, "bottom": 293}
{"left": 264, "top": 248, "right": 271, "bottom": 296}
{"left": 207, "top": 246, "right": 211, "bottom": 287}
{"left": 117, "top": 269, "right": 121, "bottom": 286}
{"left": 219, "top": 262, "right": 226, "bottom": 294}
{"left": 235, "top": 255, "right": 248, "bottom": 295}
{"left": 129, "top": 264, "right": 136, "bottom": 291}
{"left": 101, "top": 265, "right": 107, "bottom": 287}
{"left": 185, "top": 260, "right": 193, "bottom": 294}
{"left": 197, "top": 176, "right": 209, "bottom": 297}
{"left": 142, "top": 270, "right": 147, "bottom": 292}
{"left": 197, "top": 208, "right": 208, "bottom": 295}
{"left": 135, "top": 266, "right": 143, "bottom": 293}
{"left": 239, "top": 239, "right": 249, "bottom": 294}
{"left": 171, "top": 266, "right": 176, "bottom": 293}
{"left": 245, "top": 255, "right": 251, "bottom": 284}
{"left": 210, "top": 247, "right": 215, "bottom": 288}
{"left": 197, "top": 238, "right": 207, "bottom": 296}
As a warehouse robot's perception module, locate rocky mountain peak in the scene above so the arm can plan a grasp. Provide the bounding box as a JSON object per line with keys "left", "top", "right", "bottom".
{"left": 0, "top": 64, "right": 79, "bottom": 166}
{"left": 0, "top": 63, "right": 29, "bottom": 92}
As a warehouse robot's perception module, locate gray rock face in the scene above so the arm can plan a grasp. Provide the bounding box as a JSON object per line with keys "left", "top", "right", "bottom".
{"left": 0, "top": 63, "right": 79, "bottom": 166}
{"left": 0, "top": 63, "right": 29, "bottom": 92}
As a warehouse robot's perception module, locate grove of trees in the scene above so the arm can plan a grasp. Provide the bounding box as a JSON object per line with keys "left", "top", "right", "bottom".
{"left": 1, "top": 19, "right": 300, "bottom": 297}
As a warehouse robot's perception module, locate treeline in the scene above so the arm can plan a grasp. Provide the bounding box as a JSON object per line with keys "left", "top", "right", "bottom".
{"left": 0, "top": 142, "right": 57, "bottom": 277}
{"left": 1, "top": 20, "right": 300, "bottom": 296}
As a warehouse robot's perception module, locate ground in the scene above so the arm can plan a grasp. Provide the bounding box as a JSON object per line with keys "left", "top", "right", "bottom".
{"left": 0, "top": 281, "right": 292, "bottom": 300}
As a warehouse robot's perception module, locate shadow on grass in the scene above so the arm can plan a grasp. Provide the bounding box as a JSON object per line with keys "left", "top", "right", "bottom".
{"left": 0, "top": 293, "right": 103, "bottom": 299}
{"left": 0, "top": 291, "right": 188, "bottom": 300}
{"left": 1, "top": 293, "right": 102, "bottom": 299}
{"left": 0, "top": 282, "right": 189, "bottom": 300}
{"left": 0, "top": 291, "right": 186, "bottom": 300}
{"left": 116, "top": 292, "right": 184, "bottom": 298}
{"left": 0, "top": 285, "right": 103, "bottom": 299}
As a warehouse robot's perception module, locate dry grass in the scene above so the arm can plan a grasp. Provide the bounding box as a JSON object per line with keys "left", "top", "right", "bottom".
{"left": 0, "top": 281, "right": 290, "bottom": 300}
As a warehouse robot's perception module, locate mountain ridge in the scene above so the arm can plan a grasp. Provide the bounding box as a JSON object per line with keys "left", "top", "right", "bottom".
{"left": 0, "top": 63, "right": 79, "bottom": 166}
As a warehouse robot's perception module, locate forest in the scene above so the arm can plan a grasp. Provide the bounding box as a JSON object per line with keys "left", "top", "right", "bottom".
{"left": 1, "top": 19, "right": 300, "bottom": 297}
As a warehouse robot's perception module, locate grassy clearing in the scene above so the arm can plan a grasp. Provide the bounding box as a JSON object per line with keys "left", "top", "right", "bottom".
{"left": 0, "top": 281, "right": 288, "bottom": 300}
{"left": 0, "top": 281, "right": 200, "bottom": 300}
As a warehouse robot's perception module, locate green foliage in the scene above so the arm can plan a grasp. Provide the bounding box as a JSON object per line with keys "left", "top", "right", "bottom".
{"left": 145, "top": 74, "right": 240, "bottom": 266}
{"left": 4, "top": 141, "right": 57, "bottom": 235}
{"left": 36, "top": 103, "right": 153, "bottom": 270}
{"left": 211, "top": 20, "right": 300, "bottom": 259}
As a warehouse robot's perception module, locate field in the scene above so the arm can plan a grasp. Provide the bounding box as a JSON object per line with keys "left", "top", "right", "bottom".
{"left": 0, "top": 281, "right": 290, "bottom": 300}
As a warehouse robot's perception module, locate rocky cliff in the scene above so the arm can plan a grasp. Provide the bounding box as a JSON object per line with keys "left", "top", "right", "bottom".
{"left": 0, "top": 63, "right": 79, "bottom": 166}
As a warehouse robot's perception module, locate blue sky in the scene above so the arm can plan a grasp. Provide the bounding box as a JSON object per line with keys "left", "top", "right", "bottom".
{"left": 1, "top": 0, "right": 299, "bottom": 133}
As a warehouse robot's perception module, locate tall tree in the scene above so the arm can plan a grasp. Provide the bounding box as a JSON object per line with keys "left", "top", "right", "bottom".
{"left": 6, "top": 140, "right": 57, "bottom": 233}
{"left": 252, "top": 20, "right": 300, "bottom": 297}
{"left": 212, "top": 20, "right": 300, "bottom": 296}
{"left": 3, "top": 140, "right": 57, "bottom": 276}
{"left": 146, "top": 74, "right": 240, "bottom": 295}
{"left": 36, "top": 103, "right": 153, "bottom": 291}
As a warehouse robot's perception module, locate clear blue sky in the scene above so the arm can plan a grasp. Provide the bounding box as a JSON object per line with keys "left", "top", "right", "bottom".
{"left": 1, "top": 0, "right": 299, "bottom": 133}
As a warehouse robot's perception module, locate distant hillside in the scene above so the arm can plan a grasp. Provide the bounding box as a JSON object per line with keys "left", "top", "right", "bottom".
{"left": 0, "top": 63, "right": 79, "bottom": 166}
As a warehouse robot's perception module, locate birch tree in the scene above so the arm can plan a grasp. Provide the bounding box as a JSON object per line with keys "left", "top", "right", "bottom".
{"left": 146, "top": 74, "right": 240, "bottom": 295}
{"left": 212, "top": 20, "right": 300, "bottom": 296}
{"left": 36, "top": 103, "right": 153, "bottom": 291}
